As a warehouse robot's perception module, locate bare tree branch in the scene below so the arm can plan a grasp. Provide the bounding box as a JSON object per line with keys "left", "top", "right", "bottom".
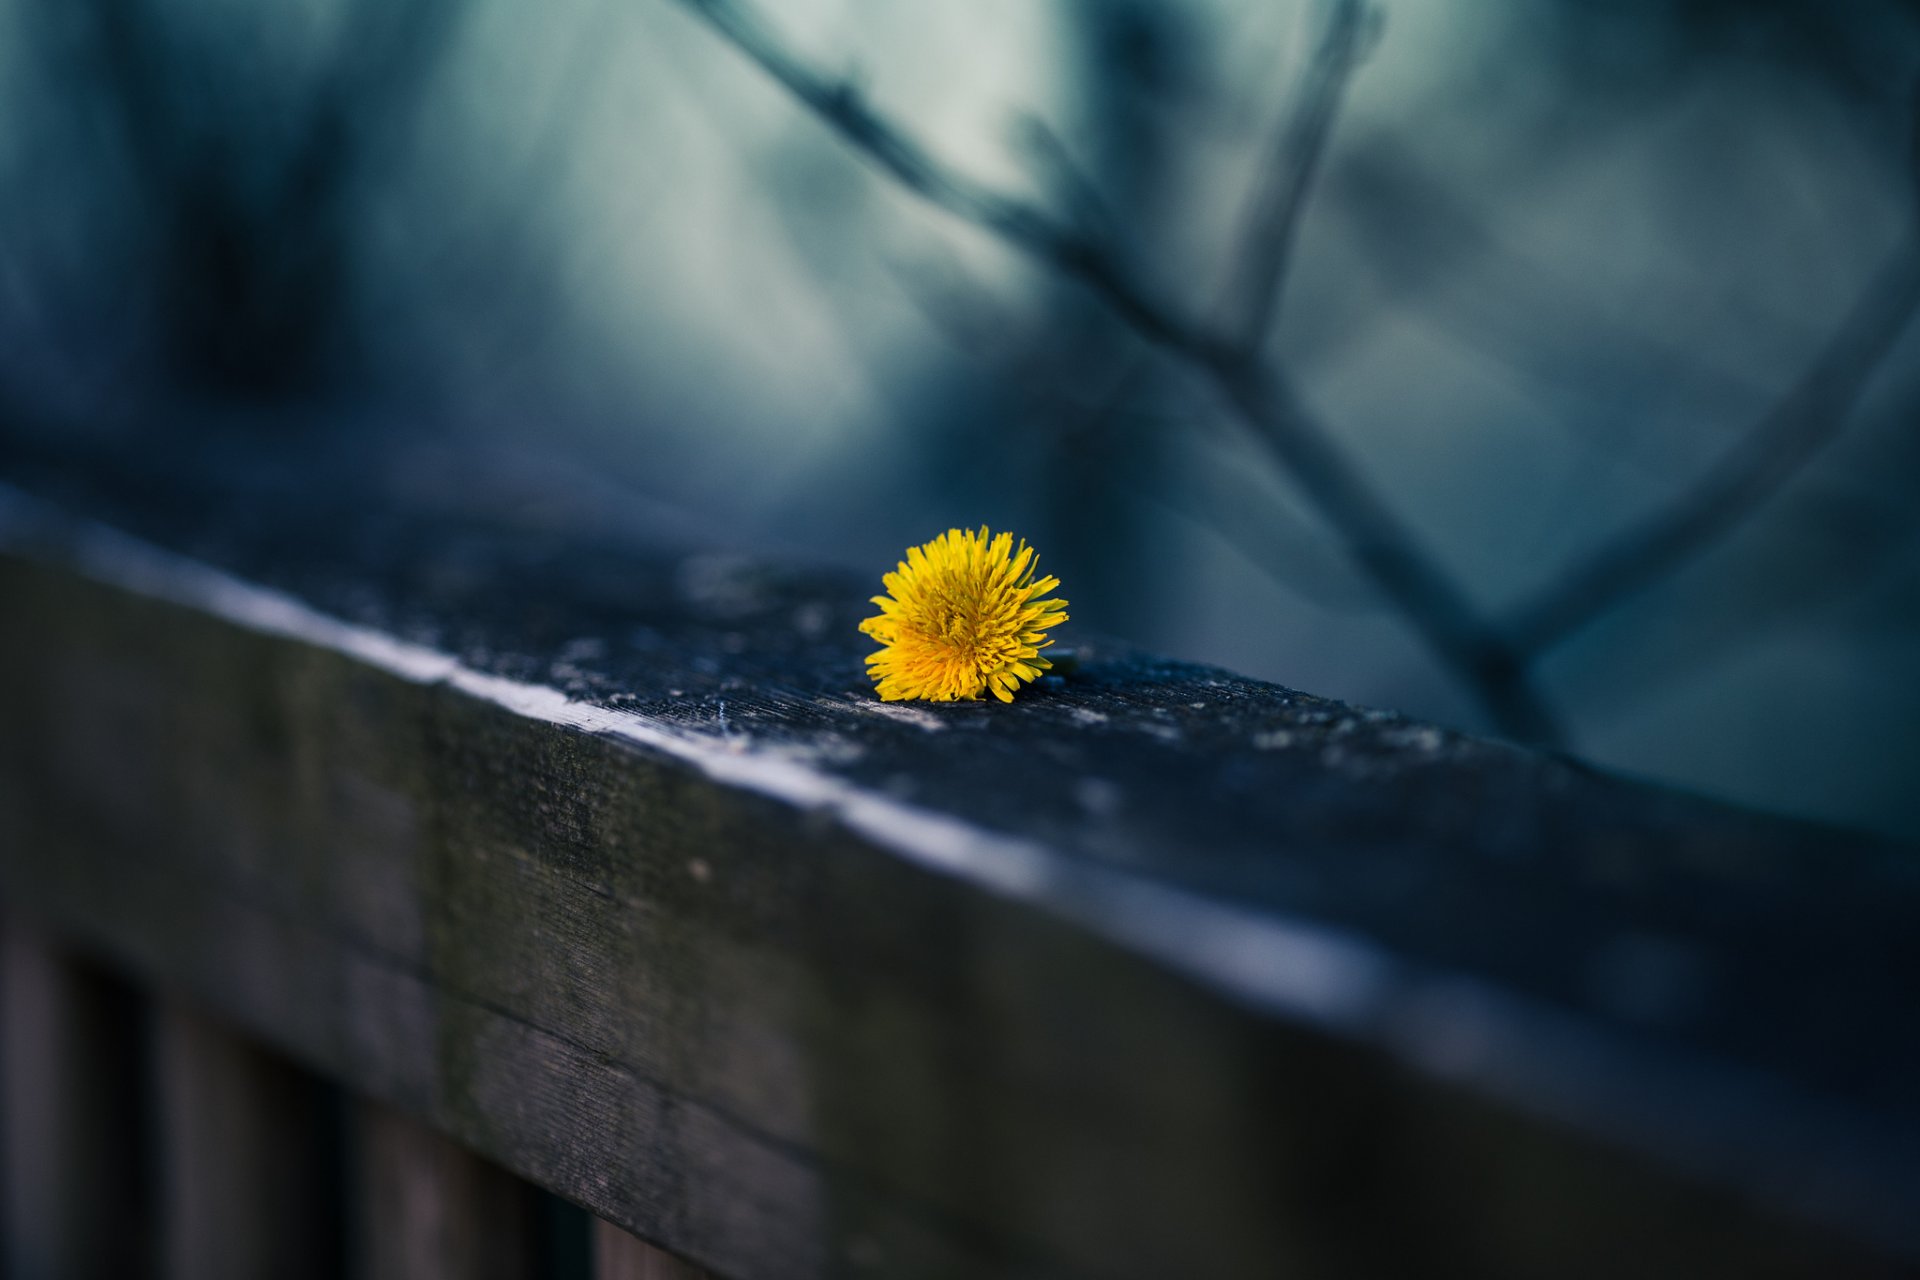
{"left": 1227, "top": 0, "right": 1374, "bottom": 352}
{"left": 671, "top": 0, "right": 1561, "bottom": 742}
{"left": 1336, "top": 136, "right": 1771, "bottom": 461}
{"left": 674, "top": 0, "right": 1198, "bottom": 352}
{"left": 1050, "top": 0, "right": 1377, "bottom": 448}
{"left": 1008, "top": 114, "right": 1125, "bottom": 256}
{"left": 1114, "top": 404, "right": 1417, "bottom": 615}
{"left": 1506, "top": 236, "right": 1920, "bottom": 657}
{"left": 1205, "top": 357, "right": 1560, "bottom": 739}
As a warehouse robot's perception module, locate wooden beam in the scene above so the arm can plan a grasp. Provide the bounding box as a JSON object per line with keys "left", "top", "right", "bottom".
{"left": 0, "top": 461, "right": 1915, "bottom": 1277}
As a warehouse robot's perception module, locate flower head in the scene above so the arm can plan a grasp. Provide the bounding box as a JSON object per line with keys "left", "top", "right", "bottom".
{"left": 859, "top": 527, "right": 1068, "bottom": 703}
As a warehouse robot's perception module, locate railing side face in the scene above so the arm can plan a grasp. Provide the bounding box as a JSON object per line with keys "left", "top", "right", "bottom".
{"left": 1, "top": 469, "right": 1916, "bottom": 1278}
{"left": 1, "top": 554, "right": 1309, "bottom": 1276}
{"left": 0, "top": 923, "right": 700, "bottom": 1280}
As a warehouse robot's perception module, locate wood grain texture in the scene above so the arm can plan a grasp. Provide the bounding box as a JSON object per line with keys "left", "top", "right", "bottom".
{"left": 0, "top": 446, "right": 1916, "bottom": 1278}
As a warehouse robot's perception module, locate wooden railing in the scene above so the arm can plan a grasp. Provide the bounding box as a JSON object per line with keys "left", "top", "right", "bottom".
{"left": 1, "top": 442, "right": 1915, "bottom": 1278}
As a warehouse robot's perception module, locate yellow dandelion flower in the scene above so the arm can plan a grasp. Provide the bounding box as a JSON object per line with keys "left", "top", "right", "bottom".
{"left": 859, "top": 526, "right": 1068, "bottom": 704}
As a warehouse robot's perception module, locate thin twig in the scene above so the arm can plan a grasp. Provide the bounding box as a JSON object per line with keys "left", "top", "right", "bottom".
{"left": 1506, "top": 236, "right": 1920, "bottom": 657}
{"left": 674, "top": 0, "right": 1200, "bottom": 353}
{"left": 1228, "top": 0, "right": 1373, "bottom": 351}
{"left": 1042, "top": 0, "right": 1377, "bottom": 447}
{"left": 671, "top": 0, "right": 1561, "bottom": 743}
{"left": 1205, "top": 357, "right": 1559, "bottom": 741}
{"left": 1505, "top": 86, "right": 1920, "bottom": 656}
{"left": 1337, "top": 136, "right": 1770, "bottom": 456}
{"left": 1009, "top": 115, "right": 1125, "bottom": 257}
{"left": 1048, "top": 0, "right": 1377, "bottom": 610}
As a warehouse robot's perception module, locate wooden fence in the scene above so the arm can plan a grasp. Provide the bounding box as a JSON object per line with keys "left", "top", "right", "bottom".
{"left": 0, "top": 443, "right": 1915, "bottom": 1277}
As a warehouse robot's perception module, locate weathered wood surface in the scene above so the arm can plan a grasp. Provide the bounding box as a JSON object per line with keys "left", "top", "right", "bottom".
{"left": 0, "top": 446, "right": 1916, "bottom": 1278}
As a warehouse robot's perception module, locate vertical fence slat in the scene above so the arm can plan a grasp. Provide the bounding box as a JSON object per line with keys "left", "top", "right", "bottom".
{"left": 355, "top": 1100, "right": 536, "bottom": 1280}
{"left": 153, "top": 1000, "right": 337, "bottom": 1280}
{"left": 1, "top": 923, "right": 152, "bottom": 1280}
{"left": 593, "top": 1219, "right": 710, "bottom": 1280}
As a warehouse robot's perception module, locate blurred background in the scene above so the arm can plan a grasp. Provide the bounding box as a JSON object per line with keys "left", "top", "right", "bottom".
{"left": 2, "top": 0, "right": 1918, "bottom": 838}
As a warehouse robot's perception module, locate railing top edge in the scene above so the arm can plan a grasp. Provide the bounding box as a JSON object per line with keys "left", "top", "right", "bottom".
{"left": 3, "top": 441, "right": 1918, "bottom": 1267}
